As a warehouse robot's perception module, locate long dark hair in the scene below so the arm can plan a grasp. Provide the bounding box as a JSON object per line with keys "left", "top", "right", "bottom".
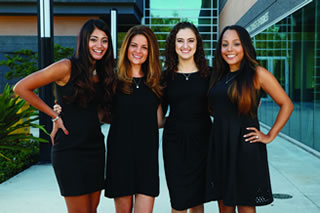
{"left": 164, "top": 22, "right": 210, "bottom": 79}
{"left": 209, "top": 25, "right": 259, "bottom": 116}
{"left": 117, "top": 25, "right": 162, "bottom": 98}
{"left": 68, "top": 19, "right": 116, "bottom": 112}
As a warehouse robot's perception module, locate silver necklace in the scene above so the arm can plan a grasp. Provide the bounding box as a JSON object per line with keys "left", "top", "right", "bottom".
{"left": 133, "top": 78, "right": 142, "bottom": 88}
{"left": 92, "top": 69, "right": 97, "bottom": 76}
{"left": 182, "top": 73, "right": 192, "bottom": 80}
{"left": 225, "top": 72, "right": 238, "bottom": 84}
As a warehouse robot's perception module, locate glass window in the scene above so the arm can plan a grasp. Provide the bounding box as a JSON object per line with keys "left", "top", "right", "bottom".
{"left": 254, "top": 1, "right": 319, "bottom": 152}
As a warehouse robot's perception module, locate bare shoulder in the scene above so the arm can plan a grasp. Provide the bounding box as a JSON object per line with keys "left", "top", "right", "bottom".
{"left": 256, "top": 66, "right": 276, "bottom": 85}
{"left": 53, "top": 58, "right": 72, "bottom": 72}
{"left": 256, "top": 66, "right": 271, "bottom": 77}
{"left": 53, "top": 59, "right": 72, "bottom": 85}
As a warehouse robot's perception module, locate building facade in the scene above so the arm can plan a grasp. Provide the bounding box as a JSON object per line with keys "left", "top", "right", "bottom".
{"left": 0, "top": 0, "right": 319, "bottom": 154}
{"left": 253, "top": 1, "right": 320, "bottom": 153}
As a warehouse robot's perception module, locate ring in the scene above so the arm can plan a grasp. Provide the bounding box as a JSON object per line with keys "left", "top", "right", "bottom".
{"left": 256, "top": 135, "right": 259, "bottom": 139}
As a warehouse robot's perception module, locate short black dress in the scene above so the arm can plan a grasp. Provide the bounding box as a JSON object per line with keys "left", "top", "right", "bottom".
{"left": 52, "top": 73, "right": 105, "bottom": 196}
{"left": 162, "top": 72, "right": 212, "bottom": 210}
{"left": 206, "top": 71, "right": 273, "bottom": 206}
{"left": 105, "top": 77, "right": 160, "bottom": 198}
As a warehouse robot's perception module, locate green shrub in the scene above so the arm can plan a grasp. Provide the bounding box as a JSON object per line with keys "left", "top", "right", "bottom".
{"left": 0, "top": 84, "right": 48, "bottom": 183}
{"left": 0, "top": 141, "right": 39, "bottom": 183}
{"left": 0, "top": 43, "right": 74, "bottom": 80}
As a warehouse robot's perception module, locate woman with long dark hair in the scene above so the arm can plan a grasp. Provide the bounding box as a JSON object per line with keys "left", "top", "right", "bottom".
{"left": 206, "top": 25, "right": 293, "bottom": 213}
{"left": 14, "top": 19, "right": 116, "bottom": 213}
{"left": 162, "top": 22, "right": 212, "bottom": 213}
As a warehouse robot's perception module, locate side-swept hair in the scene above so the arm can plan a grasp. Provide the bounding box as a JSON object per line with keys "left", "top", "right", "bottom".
{"left": 209, "top": 25, "right": 260, "bottom": 117}
{"left": 117, "top": 25, "right": 162, "bottom": 98}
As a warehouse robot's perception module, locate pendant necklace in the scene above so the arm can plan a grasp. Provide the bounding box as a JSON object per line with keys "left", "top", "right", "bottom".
{"left": 92, "top": 69, "right": 97, "bottom": 76}
{"left": 182, "top": 73, "right": 192, "bottom": 80}
{"left": 133, "top": 78, "right": 142, "bottom": 88}
{"left": 225, "top": 72, "right": 238, "bottom": 84}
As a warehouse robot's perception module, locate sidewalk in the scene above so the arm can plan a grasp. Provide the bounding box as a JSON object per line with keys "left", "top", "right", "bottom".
{"left": 0, "top": 125, "right": 319, "bottom": 212}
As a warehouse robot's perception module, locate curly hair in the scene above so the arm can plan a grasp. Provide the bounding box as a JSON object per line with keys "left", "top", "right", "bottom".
{"left": 209, "top": 25, "right": 260, "bottom": 117}
{"left": 164, "top": 22, "right": 210, "bottom": 79}
{"left": 67, "top": 19, "right": 116, "bottom": 113}
{"left": 117, "top": 25, "right": 162, "bottom": 98}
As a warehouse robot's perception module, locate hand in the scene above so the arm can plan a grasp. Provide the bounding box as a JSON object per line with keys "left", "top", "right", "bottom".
{"left": 243, "top": 127, "right": 272, "bottom": 144}
{"left": 50, "top": 117, "right": 69, "bottom": 145}
{"left": 53, "top": 102, "right": 62, "bottom": 114}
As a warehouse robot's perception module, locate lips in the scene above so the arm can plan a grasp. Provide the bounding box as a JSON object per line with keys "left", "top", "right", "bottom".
{"left": 132, "top": 54, "right": 143, "bottom": 59}
{"left": 181, "top": 49, "right": 190, "bottom": 54}
{"left": 226, "top": 54, "right": 236, "bottom": 59}
{"left": 93, "top": 49, "right": 103, "bottom": 53}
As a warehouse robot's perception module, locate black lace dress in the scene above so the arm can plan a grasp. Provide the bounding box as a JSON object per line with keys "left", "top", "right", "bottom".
{"left": 206, "top": 71, "right": 273, "bottom": 206}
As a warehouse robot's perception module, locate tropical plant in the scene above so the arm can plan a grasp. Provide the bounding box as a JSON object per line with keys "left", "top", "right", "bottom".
{"left": 0, "top": 84, "right": 48, "bottom": 160}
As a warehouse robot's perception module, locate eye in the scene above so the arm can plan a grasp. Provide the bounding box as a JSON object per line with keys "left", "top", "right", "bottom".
{"left": 90, "top": 37, "right": 97, "bottom": 42}
{"left": 102, "top": 39, "right": 108, "bottom": 43}
{"left": 176, "top": 39, "right": 184, "bottom": 43}
{"left": 142, "top": 46, "right": 148, "bottom": 50}
{"left": 188, "top": 39, "right": 195, "bottom": 43}
{"left": 234, "top": 42, "right": 241, "bottom": 46}
{"left": 222, "top": 43, "right": 228, "bottom": 47}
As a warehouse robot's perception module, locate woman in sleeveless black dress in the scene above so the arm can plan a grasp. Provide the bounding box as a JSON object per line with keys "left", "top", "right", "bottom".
{"left": 104, "top": 25, "right": 163, "bottom": 213}
{"left": 162, "top": 22, "right": 212, "bottom": 212}
{"left": 14, "top": 19, "right": 116, "bottom": 213}
{"left": 206, "top": 25, "right": 293, "bottom": 213}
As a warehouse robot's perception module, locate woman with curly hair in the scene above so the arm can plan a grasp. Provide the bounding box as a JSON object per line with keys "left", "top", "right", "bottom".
{"left": 14, "top": 19, "right": 116, "bottom": 213}
{"left": 206, "top": 25, "right": 293, "bottom": 213}
{"left": 104, "top": 25, "right": 163, "bottom": 213}
{"left": 162, "top": 22, "right": 212, "bottom": 213}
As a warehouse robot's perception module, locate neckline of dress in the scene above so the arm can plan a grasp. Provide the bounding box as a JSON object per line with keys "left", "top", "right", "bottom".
{"left": 176, "top": 70, "right": 199, "bottom": 74}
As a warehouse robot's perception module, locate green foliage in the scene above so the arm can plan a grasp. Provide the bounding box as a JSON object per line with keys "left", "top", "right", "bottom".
{"left": 0, "top": 49, "right": 37, "bottom": 80}
{"left": 53, "top": 43, "right": 74, "bottom": 62}
{"left": 0, "top": 43, "right": 74, "bottom": 80}
{"left": 0, "top": 140, "right": 39, "bottom": 183}
{"left": 0, "top": 84, "right": 49, "bottom": 159}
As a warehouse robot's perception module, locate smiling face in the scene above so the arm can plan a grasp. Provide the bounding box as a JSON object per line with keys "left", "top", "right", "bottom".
{"left": 221, "top": 29, "right": 244, "bottom": 71}
{"left": 88, "top": 28, "right": 109, "bottom": 61}
{"left": 175, "top": 28, "right": 197, "bottom": 61}
{"left": 127, "top": 34, "right": 149, "bottom": 67}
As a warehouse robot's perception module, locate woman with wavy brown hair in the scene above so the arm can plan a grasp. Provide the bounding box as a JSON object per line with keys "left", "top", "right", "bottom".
{"left": 104, "top": 25, "right": 163, "bottom": 213}
{"left": 206, "top": 25, "right": 293, "bottom": 213}
{"left": 162, "top": 22, "right": 212, "bottom": 213}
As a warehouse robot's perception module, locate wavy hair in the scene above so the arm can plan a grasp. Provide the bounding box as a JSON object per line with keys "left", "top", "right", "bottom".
{"left": 209, "top": 25, "right": 260, "bottom": 116}
{"left": 117, "top": 25, "right": 162, "bottom": 98}
{"left": 67, "top": 19, "right": 116, "bottom": 112}
{"left": 164, "top": 22, "right": 210, "bottom": 79}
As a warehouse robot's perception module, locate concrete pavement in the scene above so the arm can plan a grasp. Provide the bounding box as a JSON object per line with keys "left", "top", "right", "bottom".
{"left": 0, "top": 125, "right": 319, "bottom": 212}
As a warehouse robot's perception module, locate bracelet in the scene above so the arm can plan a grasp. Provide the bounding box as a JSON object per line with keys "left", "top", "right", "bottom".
{"left": 51, "top": 116, "right": 60, "bottom": 122}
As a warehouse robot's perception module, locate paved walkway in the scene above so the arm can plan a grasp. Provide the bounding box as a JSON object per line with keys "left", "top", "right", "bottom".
{"left": 0, "top": 125, "right": 320, "bottom": 212}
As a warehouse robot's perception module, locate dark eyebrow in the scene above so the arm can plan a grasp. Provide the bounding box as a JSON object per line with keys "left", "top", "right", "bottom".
{"left": 90, "top": 35, "right": 108, "bottom": 39}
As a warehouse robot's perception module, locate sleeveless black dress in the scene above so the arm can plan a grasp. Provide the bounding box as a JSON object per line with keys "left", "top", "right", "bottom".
{"left": 206, "top": 71, "right": 273, "bottom": 206}
{"left": 162, "top": 72, "right": 212, "bottom": 210}
{"left": 105, "top": 77, "right": 160, "bottom": 198}
{"left": 52, "top": 73, "right": 105, "bottom": 196}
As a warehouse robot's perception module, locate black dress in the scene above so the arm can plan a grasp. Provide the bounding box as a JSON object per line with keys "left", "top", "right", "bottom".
{"left": 162, "top": 72, "right": 212, "bottom": 210}
{"left": 52, "top": 75, "right": 105, "bottom": 196}
{"left": 105, "top": 77, "right": 160, "bottom": 198}
{"left": 206, "top": 71, "right": 273, "bottom": 206}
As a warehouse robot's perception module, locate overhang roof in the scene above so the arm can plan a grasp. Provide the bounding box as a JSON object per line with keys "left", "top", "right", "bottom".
{"left": 0, "top": 0, "right": 144, "bottom": 28}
